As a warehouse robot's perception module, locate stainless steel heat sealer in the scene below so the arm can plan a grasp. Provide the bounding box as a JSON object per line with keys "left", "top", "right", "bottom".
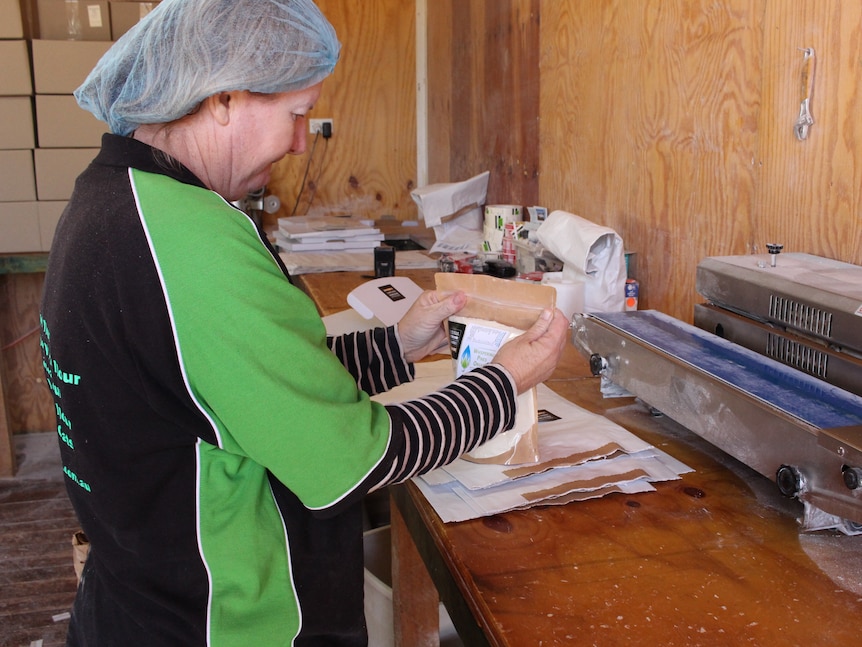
{"left": 572, "top": 308, "right": 862, "bottom": 533}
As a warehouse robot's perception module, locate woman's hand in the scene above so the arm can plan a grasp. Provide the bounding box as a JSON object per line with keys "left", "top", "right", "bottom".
{"left": 397, "top": 290, "right": 467, "bottom": 363}
{"left": 492, "top": 308, "right": 569, "bottom": 394}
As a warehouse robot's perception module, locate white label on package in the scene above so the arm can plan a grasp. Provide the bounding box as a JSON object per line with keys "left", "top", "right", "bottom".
{"left": 448, "top": 316, "right": 521, "bottom": 376}
{"left": 87, "top": 5, "right": 103, "bottom": 27}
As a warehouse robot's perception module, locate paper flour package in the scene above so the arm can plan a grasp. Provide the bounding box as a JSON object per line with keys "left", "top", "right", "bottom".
{"left": 435, "top": 273, "right": 556, "bottom": 465}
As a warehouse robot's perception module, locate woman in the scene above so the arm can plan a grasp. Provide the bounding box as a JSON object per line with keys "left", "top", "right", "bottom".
{"left": 40, "top": 0, "right": 568, "bottom": 644}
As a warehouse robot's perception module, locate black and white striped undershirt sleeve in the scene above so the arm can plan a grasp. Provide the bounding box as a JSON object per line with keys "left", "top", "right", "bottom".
{"left": 376, "top": 365, "right": 516, "bottom": 487}
{"left": 326, "top": 326, "right": 414, "bottom": 396}
{"left": 327, "top": 326, "right": 518, "bottom": 488}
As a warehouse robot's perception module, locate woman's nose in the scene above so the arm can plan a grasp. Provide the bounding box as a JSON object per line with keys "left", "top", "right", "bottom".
{"left": 288, "top": 122, "right": 308, "bottom": 155}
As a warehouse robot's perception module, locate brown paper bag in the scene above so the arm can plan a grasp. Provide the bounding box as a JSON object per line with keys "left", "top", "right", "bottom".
{"left": 72, "top": 530, "right": 89, "bottom": 583}
{"left": 435, "top": 273, "right": 556, "bottom": 465}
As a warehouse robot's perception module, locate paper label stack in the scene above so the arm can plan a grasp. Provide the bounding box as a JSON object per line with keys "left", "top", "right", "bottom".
{"left": 275, "top": 216, "right": 384, "bottom": 252}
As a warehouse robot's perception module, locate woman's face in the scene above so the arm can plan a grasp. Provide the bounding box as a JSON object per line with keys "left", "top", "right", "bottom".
{"left": 218, "top": 83, "right": 323, "bottom": 200}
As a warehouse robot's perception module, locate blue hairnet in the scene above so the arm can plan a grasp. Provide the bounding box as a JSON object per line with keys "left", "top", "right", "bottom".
{"left": 75, "top": 0, "right": 341, "bottom": 136}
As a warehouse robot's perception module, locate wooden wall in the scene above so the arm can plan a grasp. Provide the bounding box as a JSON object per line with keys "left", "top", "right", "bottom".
{"left": 430, "top": 0, "right": 862, "bottom": 322}
{"left": 757, "top": 2, "right": 862, "bottom": 265}
{"left": 539, "top": 0, "right": 761, "bottom": 320}
{"left": 541, "top": 0, "right": 862, "bottom": 321}
{"left": 266, "top": 0, "right": 418, "bottom": 226}
{"left": 1, "top": 271, "right": 51, "bottom": 436}
{"left": 439, "top": 0, "right": 541, "bottom": 206}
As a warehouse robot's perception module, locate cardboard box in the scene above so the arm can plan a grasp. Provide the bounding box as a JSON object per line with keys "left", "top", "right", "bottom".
{"left": 0, "top": 202, "right": 40, "bottom": 253}
{"left": 0, "top": 0, "right": 25, "bottom": 38}
{"left": 109, "top": 1, "right": 158, "bottom": 39}
{"left": 35, "top": 147, "right": 97, "bottom": 200}
{"left": 38, "top": 200, "right": 68, "bottom": 250}
{"left": 32, "top": 39, "right": 112, "bottom": 94}
{"left": 0, "top": 97, "right": 35, "bottom": 150}
{"left": 36, "top": 95, "right": 108, "bottom": 148}
{"left": 37, "top": 0, "right": 111, "bottom": 41}
{"left": 0, "top": 40, "right": 33, "bottom": 96}
{"left": 0, "top": 150, "right": 37, "bottom": 202}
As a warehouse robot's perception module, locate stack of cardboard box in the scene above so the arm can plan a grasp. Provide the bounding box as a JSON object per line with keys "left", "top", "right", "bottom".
{"left": 0, "top": 0, "right": 40, "bottom": 252}
{"left": 109, "top": 0, "right": 157, "bottom": 39}
{"left": 0, "top": 0, "right": 158, "bottom": 254}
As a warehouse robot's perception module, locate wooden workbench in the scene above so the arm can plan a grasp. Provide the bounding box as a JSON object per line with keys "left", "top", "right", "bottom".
{"left": 296, "top": 267, "right": 862, "bottom": 647}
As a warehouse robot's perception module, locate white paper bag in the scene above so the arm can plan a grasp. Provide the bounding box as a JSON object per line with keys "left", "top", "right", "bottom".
{"left": 536, "top": 210, "right": 626, "bottom": 312}
{"left": 410, "top": 171, "right": 489, "bottom": 253}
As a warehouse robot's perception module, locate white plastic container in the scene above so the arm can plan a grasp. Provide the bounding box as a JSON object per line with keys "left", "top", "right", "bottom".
{"left": 363, "top": 525, "right": 462, "bottom": 646}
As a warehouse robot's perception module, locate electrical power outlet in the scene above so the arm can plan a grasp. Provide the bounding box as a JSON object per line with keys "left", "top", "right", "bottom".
{"left": 309, "top": 118, "right": 333, "bottom": 135}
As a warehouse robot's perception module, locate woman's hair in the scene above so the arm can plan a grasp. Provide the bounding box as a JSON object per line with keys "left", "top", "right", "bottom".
{"left": 75, "top": 0, "right": 340, "bottom": 136}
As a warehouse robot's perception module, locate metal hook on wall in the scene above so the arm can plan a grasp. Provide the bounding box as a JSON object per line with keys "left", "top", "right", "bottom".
{"left": 794, "top": 47, "right": 816, "bottom": 141}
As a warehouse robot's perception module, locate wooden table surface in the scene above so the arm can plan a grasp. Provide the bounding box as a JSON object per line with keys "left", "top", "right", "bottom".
{"left": 294, "top": 267, "right": 862, "bottom": 647}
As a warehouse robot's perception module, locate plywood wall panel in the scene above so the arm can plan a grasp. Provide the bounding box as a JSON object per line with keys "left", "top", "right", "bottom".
{"left": 0, "top": 273, "right": 53, "bottom": 433}
{"left": 447, "top": 0, "right": 541, "bottom": 206}
{"left": 267, "top": 0, "right": 417, "bottom": 225}
{"left": 756, "top": 1, "right": 862, "bottom": 263}
{"left": 539, "top": 0, "right": 763, "bottom": 321}
{"left": 427, "top": 0, "right": 453, "bottom": 184}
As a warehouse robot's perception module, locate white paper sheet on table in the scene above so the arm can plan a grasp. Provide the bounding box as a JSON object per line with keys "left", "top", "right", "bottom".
{"left": 322, "top": 309, "right": 382, "bottom": 335}
{"left": 413, "top": 471, "right": 658, "bottom": 522}
{"left": 437, "top": 385, "right": 656, "bottom": 490}
{"left": 371, "top": 360, "right": 692, "bottom": 522}
{"left": 370, "top": 359, "right": 455, "bottom": 405}
{"left": 279, "top": 249, "right": 438, "bottom": 275}
{"left": 424, "top": 452, "right": 686, "bottom": 522}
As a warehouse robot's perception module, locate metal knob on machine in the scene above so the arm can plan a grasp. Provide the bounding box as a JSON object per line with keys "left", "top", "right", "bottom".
{"left": 589, "top": 353, "right": 607, "bottom": 376}
{"left": 765, "top": 243, "right": 783, "bottom": 267}
{"left": 843, "top": 465, "right": 862, "bottom": 490}
{"left": 776, "top": 464, "right": 803, "bottom": 497}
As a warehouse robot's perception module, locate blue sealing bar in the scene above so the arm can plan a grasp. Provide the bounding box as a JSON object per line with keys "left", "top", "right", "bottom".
{"left": 592, "top": 310, "right": 862, "bottom": 430}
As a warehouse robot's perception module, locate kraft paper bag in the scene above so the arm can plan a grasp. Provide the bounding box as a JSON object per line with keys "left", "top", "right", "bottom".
{"left": 72, "top": 530, "right": 89, "bottom": 583}
{"left": 436, "top": 273, "right": 556, "bottom": 465}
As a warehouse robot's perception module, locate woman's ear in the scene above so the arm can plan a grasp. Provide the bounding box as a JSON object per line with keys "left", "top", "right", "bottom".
{"left": 205, "top": 92, "right": 233, "bottom": 126}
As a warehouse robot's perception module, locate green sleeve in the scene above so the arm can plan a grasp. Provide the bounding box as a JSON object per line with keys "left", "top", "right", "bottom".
{"left": 134, "top": 170, "right": 391, "bottom": 509}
